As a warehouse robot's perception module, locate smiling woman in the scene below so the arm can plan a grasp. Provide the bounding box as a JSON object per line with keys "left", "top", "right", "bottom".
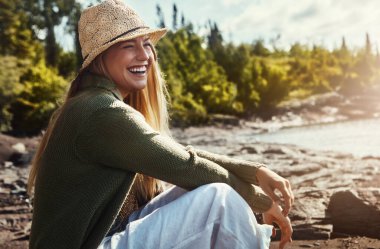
{"left": 100, "top": 37, "right": 154, "bottom": 97}
{"left": 27, "top": 0, "right": 294, "bottom": 249}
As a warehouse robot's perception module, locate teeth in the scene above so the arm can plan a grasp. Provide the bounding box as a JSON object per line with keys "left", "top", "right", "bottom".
{"left": 129, "top": 66, "right": 146, "bottom": 73}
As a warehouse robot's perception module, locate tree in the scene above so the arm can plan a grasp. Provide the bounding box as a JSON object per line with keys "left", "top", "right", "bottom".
{"left": 289, "top": 42, "right": 309, "bottom": 58}
{"left": 180, "top": 12, "right": 186, "bottom": 27}
{"left": 156, "top": 4, "right": 166, "bottom": 28}
{"left": 256, "top": 61, "right": 290, "bottom": 114}
{"left": 24, "top": 0, "right": 76, "bottom": 67}
{"left": 0, "top": 0, "right": 43, "bottom": 60}
{"left": 65, "top": 1, "right": 83, "bottom": 70}
{"left": 207, "top": 21, "right": 223, "bottom": 53}
{"left": 10, "top": 60, "right": 67, "bottom": 135}
{"left": 172, "top": 4, "right": 178, "bottom": 31}
{"left": 0, "top": 56, "right": 28, "bottom": 132}
{"left": 252, "top": 39, "right": 270, "bottom": 57}
{"left": 365, "top": 32, "right": 372, "bottom": 56}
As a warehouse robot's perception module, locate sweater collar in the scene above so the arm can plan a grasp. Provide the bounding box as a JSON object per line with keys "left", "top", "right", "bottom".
{"left": 80, "top": 71, "right": 123, "bottom": 101}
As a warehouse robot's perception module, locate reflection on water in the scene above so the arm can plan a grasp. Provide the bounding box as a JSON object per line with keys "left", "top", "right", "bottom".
{"left": 252, "top": 118, "right": 380, "bottom": 157}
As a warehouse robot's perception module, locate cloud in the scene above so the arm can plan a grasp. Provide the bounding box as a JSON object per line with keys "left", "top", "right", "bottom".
{"left": 291, "top": 3, "right": 319, "bottom": 21}
{"left": 219, "top": 0, "right": 380, "bottom": 49}
{"left": 58, "top": 0, "right": 380, "bottom": 52}
{"left": 222, "top": 0, "right": 247, "bottom": 7}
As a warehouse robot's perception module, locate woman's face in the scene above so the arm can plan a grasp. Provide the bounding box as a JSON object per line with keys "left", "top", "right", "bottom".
{"left": 103, "top": 36, "right": 154, "bottom": 97}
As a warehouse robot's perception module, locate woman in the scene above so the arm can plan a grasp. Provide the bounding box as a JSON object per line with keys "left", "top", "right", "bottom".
{"left": 28, "top": 0, "right": 293, "bottom": 248}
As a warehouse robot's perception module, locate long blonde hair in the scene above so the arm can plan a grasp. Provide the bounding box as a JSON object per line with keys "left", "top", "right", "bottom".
{"left": 27, "top": 45, "right": 171, "bottom": 204}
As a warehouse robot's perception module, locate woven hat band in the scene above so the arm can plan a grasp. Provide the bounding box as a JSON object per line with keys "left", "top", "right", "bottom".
{"left": 103, "top": 26, "right": 149, "bottom": 46}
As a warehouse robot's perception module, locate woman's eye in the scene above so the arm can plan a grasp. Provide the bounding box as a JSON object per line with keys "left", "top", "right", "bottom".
{"left": 123, "top": 45, "right": 134, "bottom": 49}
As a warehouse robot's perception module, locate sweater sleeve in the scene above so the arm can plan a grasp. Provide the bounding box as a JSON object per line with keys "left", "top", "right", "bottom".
{"left": 75, "top": 106, "right": 272, "bottom": 213}
{"left": 184, "top": 146, "right": 266, "bottom": 186}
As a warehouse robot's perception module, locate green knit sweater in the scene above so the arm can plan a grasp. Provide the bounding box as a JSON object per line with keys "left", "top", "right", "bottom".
{"left": 29, "top": 71, "right": 272, "bottom": 249}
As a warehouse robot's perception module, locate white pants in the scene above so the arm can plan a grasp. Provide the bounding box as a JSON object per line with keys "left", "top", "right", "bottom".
{"left": 98, "top": 183, "right": 272, "bottom": 249}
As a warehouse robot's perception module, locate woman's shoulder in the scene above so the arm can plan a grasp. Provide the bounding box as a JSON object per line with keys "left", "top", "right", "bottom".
{"left": 69, "top": 88, "right": 119, "bottom": 111}
{"left": 64, "top": 88, "right": 141, "bottom": 124}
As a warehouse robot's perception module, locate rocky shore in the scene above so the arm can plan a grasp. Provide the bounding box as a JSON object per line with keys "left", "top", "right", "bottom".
{"left": 1, "top": 128, "right": 380, "bottom": 248}
{"left": 210, "top": 89, "right": 380, "bottom": 135}
{"left": 1, "top": 90, "right": 380, "bottom": 248}
{"left": 172, "top": 125, "right": 380, "bottom": 248}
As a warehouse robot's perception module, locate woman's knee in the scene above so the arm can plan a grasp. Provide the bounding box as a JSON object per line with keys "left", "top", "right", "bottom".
{"left": 202, "top": 182, "right": 233, "bottom": 193}
{"left": 198, "top": 183, "right": 244, "bottom": 204}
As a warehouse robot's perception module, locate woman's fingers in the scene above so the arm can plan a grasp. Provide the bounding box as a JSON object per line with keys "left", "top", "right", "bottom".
{"left": 285, "top": 180, "right": 295, "bottom": 206}
{"left": 257, "top": 167, "right": 294, "bottom": 215}
{"left": 278, "top": 181, "right": 293, "bottom": 216}
{"left": 275, "top": 216, "right": 292, "bottom": 249}
{"left": 262, "top": 181, "right": 294, "bottom": 216}
{"left": 264, "top": 202, "right": 292, "bottom": 249}
{"left": 262, "top": 213, "right": 276, "bottom": 237}
{"left": 262, "top": 185, "right": 281, "bottom": 203}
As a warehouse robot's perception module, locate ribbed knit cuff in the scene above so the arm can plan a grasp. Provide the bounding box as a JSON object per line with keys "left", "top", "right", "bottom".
{"left": 249, "top": 191, "right": 273, "bottom": 213}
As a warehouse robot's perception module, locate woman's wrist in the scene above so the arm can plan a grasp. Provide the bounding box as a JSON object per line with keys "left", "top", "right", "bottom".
{"left": 255, "top": 165, "right": 267, "bottom": 186}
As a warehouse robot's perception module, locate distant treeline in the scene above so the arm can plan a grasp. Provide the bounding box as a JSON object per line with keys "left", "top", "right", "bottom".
{"left": 1, "top": 0, "right": 379, "bottom": 135}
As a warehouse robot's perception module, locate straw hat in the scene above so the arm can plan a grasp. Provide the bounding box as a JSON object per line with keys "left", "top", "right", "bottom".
{"left": 78, "top": 0, "right": 167, "bottom": 71}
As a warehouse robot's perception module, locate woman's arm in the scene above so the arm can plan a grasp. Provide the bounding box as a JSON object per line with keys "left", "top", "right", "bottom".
{"left": 185, "top": 146, "right": 294, "bottom": 216}
{"left": 184, "top": 146, "right": 265, "bottom": 186}
{"left": 75, "top": 105, "right": 272, "bottom": 213}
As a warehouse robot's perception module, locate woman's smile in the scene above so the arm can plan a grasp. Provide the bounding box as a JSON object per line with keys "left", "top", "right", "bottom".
{"left": 128, "top": 65, "right": 148, "bottom": 75}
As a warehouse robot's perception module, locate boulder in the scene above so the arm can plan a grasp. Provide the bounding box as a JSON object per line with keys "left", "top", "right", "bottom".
{"left": 327, "top": 188, "right": 380, "bottom": 239}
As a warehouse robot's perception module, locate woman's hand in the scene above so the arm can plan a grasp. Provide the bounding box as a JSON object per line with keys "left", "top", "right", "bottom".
{"left": 263, "top": 202, "right": 292, "bottom": 249}
{"left": 256, "top": 167, "right": 294, "bottom": 216}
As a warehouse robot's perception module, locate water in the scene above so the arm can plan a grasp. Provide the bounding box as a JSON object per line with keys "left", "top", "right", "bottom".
{"left": 252, "top": 118, "right": 380, "bottom": 157}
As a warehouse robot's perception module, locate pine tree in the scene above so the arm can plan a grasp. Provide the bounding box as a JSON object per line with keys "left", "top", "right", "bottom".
{"left": 156, "top": 4, "right": 166, "bottom": 28}
{"left": 172, "top": 4, "right": 178, "bottom": 31}
{"left": 181, "top": 12, "right": 186, "bottom": 27}
{"left": 365, "top": 32, "right": 372, "bottom": 56}
{"left": 207, "top": 21, "right": 223, "bottom": 52}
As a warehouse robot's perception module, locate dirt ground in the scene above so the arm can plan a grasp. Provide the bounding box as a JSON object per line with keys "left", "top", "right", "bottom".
{"left": 2, "top": 236, "right": 380, "bottom": 249}
{"left": 270, "top": 237, "right": 380, "bottom": 249}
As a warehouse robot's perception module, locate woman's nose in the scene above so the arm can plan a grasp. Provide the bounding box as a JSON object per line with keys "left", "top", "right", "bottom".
{"left": 136, "top": 45, "right": 150, "bottom": 61}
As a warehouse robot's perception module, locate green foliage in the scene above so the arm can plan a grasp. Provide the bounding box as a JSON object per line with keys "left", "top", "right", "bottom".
{"left": 192, "top": 60, "right": 237, "bottom": 113}
{"left": 0, "top": 0, "right": 43, "bottom": 60}
{"left": 0, "top": 56, "right": 28, "bottom": 131}
{"left": 10, "top": 61, "right": 67, "bottom": 135}
{"left": 169, "top": 93, "right": 208, "bottom": 126}
{"left": 252, "top": 39, "right": 270, "bottom": 57}
{"left": 157, "top": 26, "right": 239, "bottom": 125}
{"left": 57, "top": 48, "right": 78, "bottom": 78}
{"left": 0, "top": 56, "right": 66, "bottom": 135}
{"left": 256, "top": 61, "right": 290, "bottom": 113}
{"left": 156, "top": 21, "right": 380, "bottom": 125}
{"left": 1, "top": 2, "right": 379, "bottom": 132}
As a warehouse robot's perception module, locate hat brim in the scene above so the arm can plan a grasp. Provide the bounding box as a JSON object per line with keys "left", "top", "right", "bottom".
{"left": 80, "top": 27, "right": 167, "bottom": 72}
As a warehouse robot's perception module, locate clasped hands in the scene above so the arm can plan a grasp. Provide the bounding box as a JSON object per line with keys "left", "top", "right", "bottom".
{"left": 256, "top": 167, "right": 294, "bottom": 249}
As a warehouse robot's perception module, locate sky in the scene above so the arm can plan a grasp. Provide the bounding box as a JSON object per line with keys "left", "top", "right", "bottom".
{"left": 57, "top": 0, "right": 380, "bottom": 52}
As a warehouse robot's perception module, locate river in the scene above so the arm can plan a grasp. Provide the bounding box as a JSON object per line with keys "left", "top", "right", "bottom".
{"left": 252, "top": 118, "right": 380, "bottom": 158}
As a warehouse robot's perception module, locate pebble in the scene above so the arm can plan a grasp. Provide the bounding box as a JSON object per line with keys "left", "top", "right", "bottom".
{"left": 11, "top": 143, "right": 26, "bottom": 154}
{"left": 300, "top": 244, "right": 313, "bottom": 248}
{"left": 4, "top": 161, "right": 13, "bottom": 168}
